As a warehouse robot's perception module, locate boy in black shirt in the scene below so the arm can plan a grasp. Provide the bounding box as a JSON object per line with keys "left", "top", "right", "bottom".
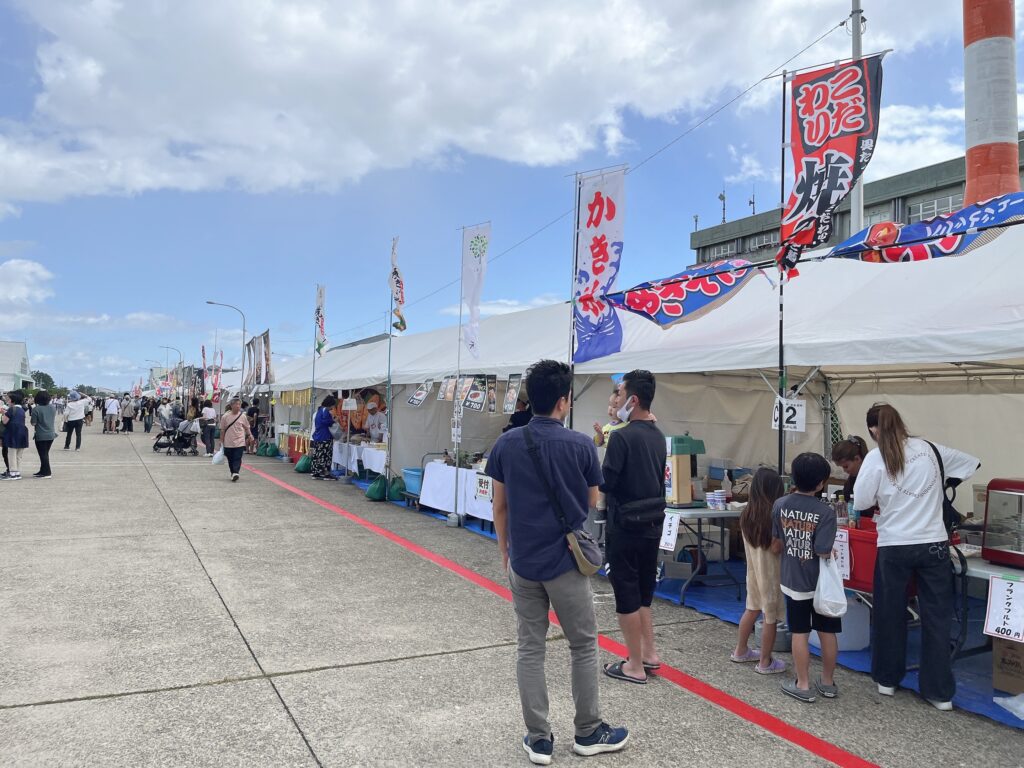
{"left": 601, "top": 370, "right": 667, "bottom": 685}
{"left": 772, "top": 452, "right": 839, "bottom": 703}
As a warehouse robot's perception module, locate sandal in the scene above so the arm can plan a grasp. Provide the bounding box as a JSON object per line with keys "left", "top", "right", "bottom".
{"left": 730, "top": 649, "right": 760, "bottom": 663}
{"left": 642, "top": 661, "right": 662, "bottom": 671}
{"left": 602, "top": 660, "right": 647, "bottom": 685}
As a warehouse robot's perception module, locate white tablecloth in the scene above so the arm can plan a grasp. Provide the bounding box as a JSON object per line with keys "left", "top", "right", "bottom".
{"left": 331, "top": 442, "right": 388, "bottom": 474}
{"left": 419, "top": 462, "right": 494, "bottom": 521}
{"left": 361, "top": 446, "right": 388, "bottom": 474}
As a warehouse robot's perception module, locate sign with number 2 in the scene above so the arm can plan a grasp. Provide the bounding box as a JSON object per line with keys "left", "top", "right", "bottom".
{"left": 771, "top": 397, "right": 806, "bottom": 433}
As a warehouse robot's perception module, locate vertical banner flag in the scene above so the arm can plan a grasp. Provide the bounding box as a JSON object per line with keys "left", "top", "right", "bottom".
{"left": 201, "top": 345, "right": 207, "bottom": 394}
{"left": 778, "top": 55, "right": 883, "bottom": 269}
{"left": 573, "top": 169, "right": 625, "bottom": 363}
{"left": 389, "top": 237, "right": 407, "bottom": 332}
{"left": 212, "top": 351, "right": 223, "bottom": 403}
{"left": 461, "top": 224, "right": 490, "bottom": 358}
{"left": 315, "top": 284, "right": 328, "bottom": 357}
{"left": 262, "top": 330, "right": 273, "bottom": 384}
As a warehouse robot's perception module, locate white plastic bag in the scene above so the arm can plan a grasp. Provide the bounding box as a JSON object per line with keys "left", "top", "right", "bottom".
{"left": 813, "top": 556, "right": 848, "bottom": 618}
{"left": 211, "top": 448, "right": 225, "bottom": 465}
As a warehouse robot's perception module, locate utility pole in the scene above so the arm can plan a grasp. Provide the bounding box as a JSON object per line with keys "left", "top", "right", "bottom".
{"left": 849, "top": 0, "right": 865, "bottom": 234}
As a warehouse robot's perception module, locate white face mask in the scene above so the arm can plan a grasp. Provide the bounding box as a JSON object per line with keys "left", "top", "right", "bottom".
{"left": 616, "top": 397, "right": 634, "bottom": 424}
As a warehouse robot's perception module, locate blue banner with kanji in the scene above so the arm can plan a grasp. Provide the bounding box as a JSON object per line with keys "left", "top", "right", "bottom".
{"left": 828, "top": 191, "right": 1024, "bottom": 262}
{"left": 607, "top": 259, "right": 759, "bottom": 327}
{"left": 573, "top": 170, "right": 625, "bottom": 363}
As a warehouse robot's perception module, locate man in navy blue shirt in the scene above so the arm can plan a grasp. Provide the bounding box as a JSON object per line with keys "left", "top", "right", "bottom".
{"left": 487, "top": 360, "right": 628, "bottom": 765}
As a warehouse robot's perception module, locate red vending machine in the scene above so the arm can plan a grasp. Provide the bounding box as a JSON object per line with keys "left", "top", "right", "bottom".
{"left": 982, "top": 479, "right": 1024, "bottom": 569}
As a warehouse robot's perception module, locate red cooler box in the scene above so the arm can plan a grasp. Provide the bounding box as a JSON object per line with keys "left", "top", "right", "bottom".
{"left": 845, "top": 527, "right": 878, "bottom": 593}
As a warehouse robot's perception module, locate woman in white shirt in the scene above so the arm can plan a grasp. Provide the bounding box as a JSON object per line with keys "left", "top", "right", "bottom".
{"left": 63, "top": 391, "right": 87, "bottom": 451}
{"left": 200, "top": 399, "right": 218, "bottom": 457}
{"left": 853, "top": 403, "right": 979, "bottom": 712}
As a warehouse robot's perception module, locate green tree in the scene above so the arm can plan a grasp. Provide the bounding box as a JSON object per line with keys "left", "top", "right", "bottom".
{"left": 32, "top": 370, "right": 56, "bottom": 390}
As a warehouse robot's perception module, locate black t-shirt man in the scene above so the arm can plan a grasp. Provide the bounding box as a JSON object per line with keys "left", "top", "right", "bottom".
{"left": 601, "top": 418, "right": 667, "bottom": 622}
{"left": 601, "top": 420, "right": 667, "bottom": 540}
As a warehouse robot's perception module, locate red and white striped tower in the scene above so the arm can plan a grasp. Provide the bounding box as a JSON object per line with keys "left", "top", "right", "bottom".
{"left": 963, "top": 0, "right": 1020, "bottom": 205}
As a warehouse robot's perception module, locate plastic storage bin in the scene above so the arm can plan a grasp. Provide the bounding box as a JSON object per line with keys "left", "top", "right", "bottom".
{"left": 402, "top": 468, "right": 423, "bottom": 496}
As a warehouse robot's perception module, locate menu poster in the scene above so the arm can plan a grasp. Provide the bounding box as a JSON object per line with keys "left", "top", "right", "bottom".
{"left": 503, "top": 373, "right": 523, "bottom": 415}
{"left": 437, "top": 376, "right": 452, "bottom": 401}
{"left": 486, "top": 374, "right": 497, "bottom": 415}
{"left": 443, "top": 376, "right": 458, "bottom": 402}
{"left": 985, "top": 574, "right": 1024, "bottom": 642}
{"left": 457, "top": 375, "right": 474, "bottom": 406}
{"left": 463, "top": 374, "right": 487, "bottom": 412}
{"left": 832, "top": 529, "right": 851, "bottom": 581}
{"left": 408, "top": 379, "right": 433, "bottom": 408}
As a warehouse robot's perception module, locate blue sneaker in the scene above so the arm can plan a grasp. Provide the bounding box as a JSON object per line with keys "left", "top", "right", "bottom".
{"left": 573, "top": 723, "right": 629, "bottom": 756}
{"left": 523, "top": 735, "right": 554, "bottom": 765}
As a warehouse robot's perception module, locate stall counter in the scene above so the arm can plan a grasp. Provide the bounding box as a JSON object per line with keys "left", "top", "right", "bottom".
{"left": 419, "top": 462, "right": 494, "bottom": 522}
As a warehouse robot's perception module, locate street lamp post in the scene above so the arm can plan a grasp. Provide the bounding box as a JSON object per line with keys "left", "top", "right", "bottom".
{"left": 159, "top": 346, "right": 184, "bottom": 405}
{"left": 205, "top": 301, "right": 247, "bottom": 399}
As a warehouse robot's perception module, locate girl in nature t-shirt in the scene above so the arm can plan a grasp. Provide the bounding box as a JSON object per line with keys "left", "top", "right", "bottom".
{"left": 731, "top": 468, "right": 787, "bottom": 675}
{"left": 853, "top": 403, "right": 979, "bottom": 711}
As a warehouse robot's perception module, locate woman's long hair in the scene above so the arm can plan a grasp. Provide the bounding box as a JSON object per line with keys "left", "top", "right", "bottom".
{"left": 740, "top": 467, "right": 785, "bottom": 550}
{"left": 866, "top": 403, "right": 910, "bottom": 478}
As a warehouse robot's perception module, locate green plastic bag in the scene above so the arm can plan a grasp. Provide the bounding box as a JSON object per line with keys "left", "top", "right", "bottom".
{"left": 365, "top": 475, "right": 388, "bottom": 501}
{"left": 388, "top": 476, "right": 407, "bottom": 501}
{"left": 295, "top": 455, "right": 312, "bottom": 473}
{"left": 256, "top": 443, "right": 268, "bottom": 456}
{"left": 265, "top": 443, "right": 279, "bottom": 458}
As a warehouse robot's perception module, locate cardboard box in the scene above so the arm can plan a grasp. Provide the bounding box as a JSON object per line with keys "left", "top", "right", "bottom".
{"left": 993, "top": 637, "right": 1024, "bottom": 695}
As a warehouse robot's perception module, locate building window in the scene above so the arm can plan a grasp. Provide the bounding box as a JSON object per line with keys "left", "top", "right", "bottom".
{"left": 907, "top": 193, "right": 964, "bottom": 224}
{"left": 707, "top": 241, "right": 737, "bottom": 260}
{"left": 746, "top": 231, "right": 780, "bottom": 252}
{"left": 864, "top": 207, "right": 891, "bottom": 226}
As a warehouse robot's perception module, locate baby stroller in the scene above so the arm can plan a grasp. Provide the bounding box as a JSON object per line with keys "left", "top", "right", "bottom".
{"left": 153, "top": 417, "right": 200, "bottom": 456}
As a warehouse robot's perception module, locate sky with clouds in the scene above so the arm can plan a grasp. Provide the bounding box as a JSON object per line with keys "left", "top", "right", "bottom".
{"left": 0, "top": 0, "right": 1021, "bottom": 389}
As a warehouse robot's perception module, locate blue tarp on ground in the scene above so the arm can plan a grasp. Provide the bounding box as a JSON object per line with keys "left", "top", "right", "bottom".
{"left": 656, "top": 561, "right": 1023, "bottom": 730}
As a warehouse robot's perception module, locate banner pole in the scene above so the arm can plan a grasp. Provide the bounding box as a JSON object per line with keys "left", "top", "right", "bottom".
{"left": 778, "top": 70, "right": 788, "bottom": 476}
{"left": 310, "top": 288, "right": 318, "bottom": 435}
{"left": 567, "top": 172, "right": 582, "bottom": 429}
{"left": 454, "top": 228, "right": 465, "bottom": 522}
{"left": 386, "top": 289, "right": 394, "bottom": 481}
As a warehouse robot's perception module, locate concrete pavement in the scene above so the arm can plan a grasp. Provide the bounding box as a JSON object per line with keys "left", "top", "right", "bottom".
{"left": 1, "top": 421, "right": 1020, "bottom": 767}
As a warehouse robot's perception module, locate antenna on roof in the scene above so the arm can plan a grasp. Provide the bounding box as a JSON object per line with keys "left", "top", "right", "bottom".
{"left": 749, "top": 186, "right": 756, "bottom": 215}
{"left": 718, "top": 188, "right": 726, "bottom": 223}
{"left": 693, "top": 214, "right": 699, "bottom": 231}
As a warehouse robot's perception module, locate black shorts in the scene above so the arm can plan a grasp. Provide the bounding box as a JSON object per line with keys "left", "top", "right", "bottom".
{"left": 606, "top": 532, "right": 660, "bottom": 615}
{"left": 785, "top": 596, "right": 843, "bottom": 635}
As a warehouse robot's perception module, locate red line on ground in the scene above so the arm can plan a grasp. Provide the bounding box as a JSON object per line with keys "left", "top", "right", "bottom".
{"left": 244, "top": 464, "right": 878, "bottom": 768}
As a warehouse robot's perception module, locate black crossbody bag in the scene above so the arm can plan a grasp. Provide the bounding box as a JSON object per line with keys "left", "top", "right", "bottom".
{"left": 522, "top": 425, "right": 603, "bottom": 576}
{"left": 926, "top": 441, "right": 965, "bottom": 537}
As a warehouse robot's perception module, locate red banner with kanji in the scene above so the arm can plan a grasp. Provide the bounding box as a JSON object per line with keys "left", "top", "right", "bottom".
{"left": 778, "top": 55, "right": 883, "bottom": 266}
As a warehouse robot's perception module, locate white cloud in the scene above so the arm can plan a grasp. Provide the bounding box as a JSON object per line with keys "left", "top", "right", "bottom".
{"left": 865, "top": 103, "right": 965, "bottom": 181}
{"left": 725, "top": 144, "right": 775, "bottom": 184}
{"left": 0, "top": 259, "right": 55, "bottom": 305}
{"left": 440, "top": 293, "right": 563, "bottom": 317}
{"left": 0, "top": 0, "right": 966, "bottom": 209}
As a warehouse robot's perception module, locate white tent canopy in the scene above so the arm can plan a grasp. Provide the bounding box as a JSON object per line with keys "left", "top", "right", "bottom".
{"left": 272, "top": 226, "right": 1024, "bottom": 390}
{"left": 268, "top": 227, "right": 1024, "bottom": 485}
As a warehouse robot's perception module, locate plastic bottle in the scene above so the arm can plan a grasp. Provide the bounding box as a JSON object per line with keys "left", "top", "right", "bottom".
{"left": 847, "top": 496, "right": 859, "bottom": 528}
{"left": 721, "top": 472, "right": 732, "bottom": 502}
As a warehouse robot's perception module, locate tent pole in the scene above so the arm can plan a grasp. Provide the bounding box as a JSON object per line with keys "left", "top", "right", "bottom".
{"left": 778, "top": 69, "right": 788, "bottom": 476}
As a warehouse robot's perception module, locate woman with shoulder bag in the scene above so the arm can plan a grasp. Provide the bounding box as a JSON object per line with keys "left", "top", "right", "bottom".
{"left": 853, "top": 403, "right": 979, "bottom": 712}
